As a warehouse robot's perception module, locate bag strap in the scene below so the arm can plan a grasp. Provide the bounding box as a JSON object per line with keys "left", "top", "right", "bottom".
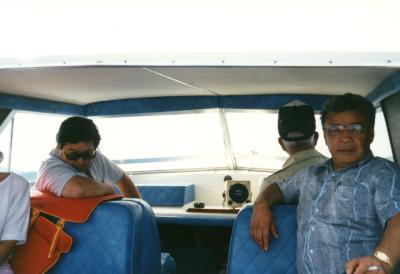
{"left": 11, "top": 209, "right": 72, "bottom": 274}
{"left": 48, "top": 219, "right": 65, "bottom": 259}
{"left": 28, "top": 208, "right": 68, "bottom": 259}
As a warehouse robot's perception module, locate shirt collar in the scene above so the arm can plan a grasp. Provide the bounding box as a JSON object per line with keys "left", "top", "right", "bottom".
{"left": 322, "top": 150, "right": 374, "bottom": 173}
{"left": 50, "top": 148, "right": 60, "bottom": 158}
{"left": 283, "top": 148, "right": 322, "bottom": 168}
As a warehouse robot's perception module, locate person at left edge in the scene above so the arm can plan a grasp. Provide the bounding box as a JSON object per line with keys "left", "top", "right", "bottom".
{"left": 35, "top": 116, "right": 141, "bottom": 198}
{"left": 0, "top": 151, "right": 30, "bottom": 274}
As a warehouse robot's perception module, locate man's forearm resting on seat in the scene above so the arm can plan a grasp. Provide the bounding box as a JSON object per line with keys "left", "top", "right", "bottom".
{"left": 250, "top": 183, "right": 284, "bottom": 251}
{"left": 61, "top": 176, "right": 115, "bottom": 198}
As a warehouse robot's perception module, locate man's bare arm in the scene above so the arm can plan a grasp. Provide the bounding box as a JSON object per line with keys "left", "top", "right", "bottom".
{"left": 375, "top": 213, "right": 400, "bottom": 270}
{"left": 250, "top": 183, "right": 284, "bottom": 251}
{"left": 0, "top": 240, "right": 16, "bottom": 265}
{"left": 61, "top": 176, "right": 115, "bottom": 198}
{"left": 115, "top": 173, "right": 141, "bottom": 198}
{"left": 256, "top": 182, "right": 285, "bottom": 207}
{"left": 345, "top": 213, "right": 400, "bottom": 274}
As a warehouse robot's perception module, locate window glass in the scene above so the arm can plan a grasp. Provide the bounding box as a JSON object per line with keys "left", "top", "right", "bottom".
{"left": 225, "top": 110, "right": 332, "bottom": 171}
{"left": 3, "top": 107, "right": 393, "bottom": 179}
{"left": 10, "top": 112, "right": 67, "bottom": 181}
{"left": 92, "top": 110, "right": 227, "bottom": 171}
{"left": 314, "top": 115, "right": 330, "bottom": 157}
{"left": 0, "top": 121, "right": 12, "bottom": 172}
{"left": 225, "top": 110, "right": 285, "bottom": 170}
{"left": 371, "top": 109, "right": 393, "bottom": 161}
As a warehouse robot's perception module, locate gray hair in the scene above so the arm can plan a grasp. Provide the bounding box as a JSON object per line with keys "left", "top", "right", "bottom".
{"left": 281, "top": 134, "right": 315, "bottom": 149}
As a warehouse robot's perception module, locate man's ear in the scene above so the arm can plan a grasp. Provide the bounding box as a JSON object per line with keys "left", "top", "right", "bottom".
{"left": 278, "top": 137, "right": 287, "bottom": 152}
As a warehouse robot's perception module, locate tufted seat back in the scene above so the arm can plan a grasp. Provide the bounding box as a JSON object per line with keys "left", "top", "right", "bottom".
{"left": 227, "top": 204, "right": 298, "bottom": 274}
{"left": 48, "top": 199, "right": 175, "bottom": 274}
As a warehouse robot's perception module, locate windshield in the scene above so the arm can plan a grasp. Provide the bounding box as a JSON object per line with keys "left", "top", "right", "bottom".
{"left": 0, "top": 108, "right": 392, "bottom": 181}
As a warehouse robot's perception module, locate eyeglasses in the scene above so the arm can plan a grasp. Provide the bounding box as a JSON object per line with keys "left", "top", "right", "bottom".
{"left": 323, "top": 123, "right": 365, "bottom": 137}
{"left": 64, "top": 150, "right": 96, "bottom": 161}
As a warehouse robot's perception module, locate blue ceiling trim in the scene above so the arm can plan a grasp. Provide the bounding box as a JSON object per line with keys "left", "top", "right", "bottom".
{"left": 85, "top": 96, "right": 219, "bottom": 116}
{"left": 85, "top": 94, "right": 332, "bottom": 116}
{"left": 0, "top": 93, "right": 83, "bottom": 115}
{"left": 221, "top": 94, "right": 332, "bottom": 112}
{"left": 368, "top": 72, "right": 400, "bottom": 106}
{"left": 0, "top": 93, "right": 333, "bottom": 116}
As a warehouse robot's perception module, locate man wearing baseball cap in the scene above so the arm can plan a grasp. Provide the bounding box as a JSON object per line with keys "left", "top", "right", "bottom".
{"left": 259, "top": 100, "right": 327, "bottom": 191}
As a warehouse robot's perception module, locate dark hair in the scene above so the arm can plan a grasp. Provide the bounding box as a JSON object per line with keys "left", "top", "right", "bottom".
{"left": 320, "top": 93, "right": 376, "bottom": 129}
{"left": 56, "top": 116, "right": 101, "bottom": 149}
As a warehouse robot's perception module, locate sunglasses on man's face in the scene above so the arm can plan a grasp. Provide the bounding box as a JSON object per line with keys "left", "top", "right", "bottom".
{"left": 64, "top": 150, "right": 96, "bottom": 161}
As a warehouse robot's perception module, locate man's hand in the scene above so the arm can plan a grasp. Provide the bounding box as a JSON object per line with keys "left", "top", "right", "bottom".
{"left": 345, "top": 256, "right": 391, "bottom": 274}
{"left": 0, "top": 240, "right": 16, "bottom": 265}
{"left": 115, "top": 173, "right": 141, "bottom": 198}
{"left": 249, "top": 199, "right": 278, "bottom": 251}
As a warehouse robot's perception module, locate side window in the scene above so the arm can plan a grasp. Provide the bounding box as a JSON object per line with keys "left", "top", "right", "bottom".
{"left": 92, "top": 110, "right": 228, "bottom": 172}
{"left": 0, "top": 107, "right": 393, "bottom": 181}
{"left": 225, "top": 111, "right": 330, "bottom": 170}
{"left": 0, "top": 112, "right": 67, "bottom": 182}
{"left": 225, "top": 110, "right": 289, "bottom": 170}
{"left": 371, "top": 109, "right": 393, "bottom": 161}
{"left": 0, "top": 121, "right": 12, "bottom": 172}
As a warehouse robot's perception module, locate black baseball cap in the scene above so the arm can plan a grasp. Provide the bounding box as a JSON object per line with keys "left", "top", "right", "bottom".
{"left": 278, "top": 102, "right": 316, "bottom": 141}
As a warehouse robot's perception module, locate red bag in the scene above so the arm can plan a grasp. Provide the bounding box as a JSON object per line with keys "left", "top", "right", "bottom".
{"left": 11, "top": 208, "right": 72, "bottom": 274}
{"left": 10, "top": 191, "right": 122, "bottom": 274}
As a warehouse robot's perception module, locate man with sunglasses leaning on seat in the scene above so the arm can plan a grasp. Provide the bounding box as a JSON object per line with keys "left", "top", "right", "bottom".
{"left": 35, "top": 116, "right": 141, "bottom": 198}
{"left": 250, "top": 93, "right": 400, "bottom": 273}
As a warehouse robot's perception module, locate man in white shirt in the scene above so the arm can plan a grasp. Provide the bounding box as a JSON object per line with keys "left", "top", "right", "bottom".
{"left": 259, "top": 101, "right": 327, "bottom": 192}
{"left": 35, "top": 116, "right": 141, "bottom": 198}
{"left": 0, "top": 152, "right": 30, "bottom": 274}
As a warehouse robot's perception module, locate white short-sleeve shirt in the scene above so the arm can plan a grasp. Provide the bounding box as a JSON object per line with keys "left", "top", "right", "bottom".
{"left": 35, "top": 149, "right": 124, "bottom": 196}
{"left": 0, "top": 173, "right": 30, "bottom": 245}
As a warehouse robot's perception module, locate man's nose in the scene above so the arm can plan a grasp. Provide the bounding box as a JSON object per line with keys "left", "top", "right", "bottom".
{"left": 76, "top": 157, "right": 90, "bottom": 165}
{"left": 340, "top": 128, "right": 354, "bottom": 139}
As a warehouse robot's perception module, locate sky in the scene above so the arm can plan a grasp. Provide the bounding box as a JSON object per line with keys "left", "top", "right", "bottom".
{"left": 1, "top": 0, "right": 400, "bottom": 63}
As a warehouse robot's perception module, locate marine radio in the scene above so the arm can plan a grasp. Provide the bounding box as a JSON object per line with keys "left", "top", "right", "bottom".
{"left": 223, "top": 178, "right": 252, "bottom": 208}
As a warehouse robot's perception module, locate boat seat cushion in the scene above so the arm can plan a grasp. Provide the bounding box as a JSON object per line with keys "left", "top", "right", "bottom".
{"left": 48, "top": 200, "right": 175, "bottom": 274}
{"left": 137, "top": 183, "right": 195, "bottom": 206}
{"left": 227, "top": 204, "right": 297, "bottom": 274}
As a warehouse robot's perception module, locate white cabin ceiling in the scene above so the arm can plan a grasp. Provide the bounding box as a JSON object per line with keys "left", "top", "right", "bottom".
{"left": 0, "top": 66, "right": 397, "bottom": 105}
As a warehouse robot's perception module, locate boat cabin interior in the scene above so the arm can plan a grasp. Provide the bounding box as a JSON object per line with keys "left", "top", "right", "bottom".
{"left": 1, "top": 55, "right": 400, "bottom": 273}
{"left": 1, "top": 2, "right": 400, "bottom": 273}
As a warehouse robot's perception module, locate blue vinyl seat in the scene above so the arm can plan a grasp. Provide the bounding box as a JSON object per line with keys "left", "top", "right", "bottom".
{"left": 125, "top": 198, "right": 176, "bottom": 274}
{"left": 227, "top": 204, "right": 297, "bottom": 274}
{"left": 49, "top": 199, "right": 175, "bottom": 274}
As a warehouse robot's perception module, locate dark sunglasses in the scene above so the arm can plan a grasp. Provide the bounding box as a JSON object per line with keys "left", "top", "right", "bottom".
{"left": 64, "top": 150, "right": 96, "bottom": 161}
